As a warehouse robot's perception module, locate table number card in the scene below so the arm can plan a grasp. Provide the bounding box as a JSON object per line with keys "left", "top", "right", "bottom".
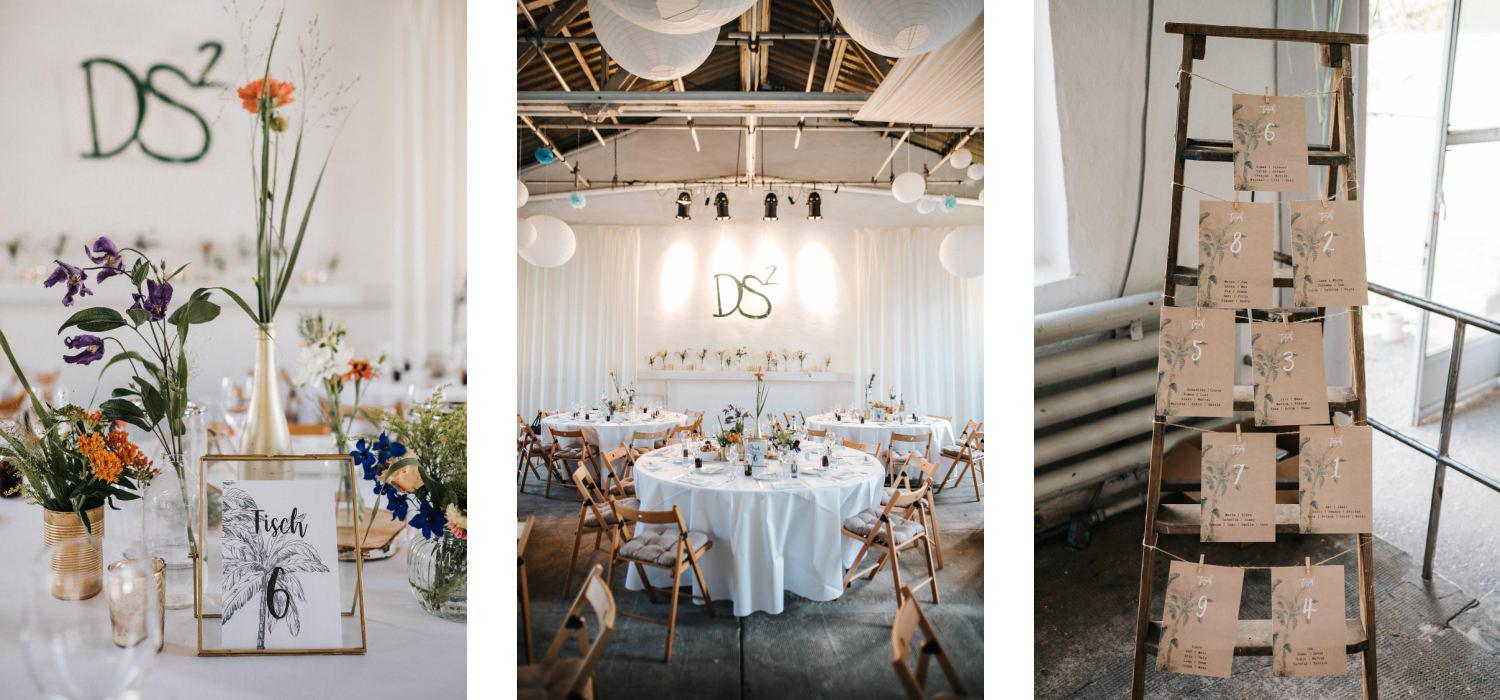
{"left": 1250, "top": 317, "right": 1329, "bottom": 426}
{"left": 1271, "top": 565, "right": 1347, "bottom": 677}
{"left": 1298, "top": 424, "right": 1373, "bottom": 534}
{"left": 1232, "top": 93, "right": 1309, "bottom": 192}
{"left": 1155, "top": 306, "right": 1237, "bottom": 417}
{"left": 1156, "top": 560, "right": 1244, "bottom": 678}
{"left": 1200, "top": 432, "right": 1277, "bottom": 542}
{"left": 219, "top": 480, "right": 342, "bottom": 650}
{"left": 1196, "top": 201, "right": 1275, "bottom": 309}
{"left": 1290, "top": 200, "right": 1369, "bottom": 307}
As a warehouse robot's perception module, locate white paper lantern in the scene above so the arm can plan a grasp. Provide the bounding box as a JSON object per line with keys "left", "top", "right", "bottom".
{"left": 517, "top": 180, "right": 529, "bottom": 208}
{"left": 891, "top": 171, "right": 926, "bottom": 203}
{"left": 517, "top": 217, "right": 537, "bottom": 250}
{"left": 599, "top": 0, "right": 756, "bottom": 34}
{"left": 967, "top": 163, "right": 984, "bottom": 181}
{"left": 520, "top": 215, "right": 577, "bottom": 268}
{"left": 590, "top": 0, "right": 718, "bottom": 81}
{"left": 949, "top": 148, "right": 972, "bottom": 169}
{"left": 916, "top": 198, "right": 936, "bottom": 214}
{"left": 939, "top": 225, "right": 983, "bottom": 278}
{"left": 830, "top": 0, "right": 983, "bottom": 58}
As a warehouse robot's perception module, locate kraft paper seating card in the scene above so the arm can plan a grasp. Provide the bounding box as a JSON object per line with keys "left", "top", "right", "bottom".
{"left": 1298, "top": 424, "right": 1373, "bottom": 534}
{"left": 1200, "top": 432, "right": 1277, "bottom": 542}
{"left": 1250, "top": 317, "right": 1329, "bottom": 426}
{"left": 1271, "top": 565, "right": 1347, "bottom": 677}
{"left": 1232, "top": 93, "right": 1309, "bottom": 192}
{"left": 1155, "top": 306, "right": 1237, "bottom": 418}
{"left": 1290, "top": 200, "right": 1369, "bottom": 307}
{"left": 1195, "top": 201, "right": 1275, "bottom": 308}
{"left": 1156, "top": 560, "right": 1244, "bottom": 678}
{"left": 219, "top": 480, "right": 341, "bottom": 650}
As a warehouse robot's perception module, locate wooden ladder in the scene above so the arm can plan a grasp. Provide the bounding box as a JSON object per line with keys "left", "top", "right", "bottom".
{"left": 1129, "top": 23, "right": 1375, "bottom": 698}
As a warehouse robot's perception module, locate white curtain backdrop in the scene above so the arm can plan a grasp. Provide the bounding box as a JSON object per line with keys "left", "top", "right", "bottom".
{"left": 852, "top": 228, "right": 984, "bottom": 429}
{"left": 517, "top": 226, "right": 641, "bottom": 418}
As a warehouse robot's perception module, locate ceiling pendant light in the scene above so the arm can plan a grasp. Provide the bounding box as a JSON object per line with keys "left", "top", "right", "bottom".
{"left": 940, "top": 195, "right": 958, "bottom": 212}
{"left": 590, "top": 0, "right": 718, "bottom": 81}
{"left": 949, "top": 148, "right": 973, "bottom": 169}
{"left": 599, "top": 0, "right": 758, "bottom": 35}
{"left": 675, "top": 191, "right": 692, "bottom": 220}
{"left": 714, "top": 191, "right": 731, "bottom": 221}
{"left": 763, "top": 192, "right": 779, "bottom": 221}
{"left": 806, "top": 191, "right": 823, "bottom": 220}
{"left": 830, "top": 0, "right": 983, "bottom": 58}
{"left": 967, "top": 163, "right": 985, "bottom": 181}
{"left": 891, "top": 171, "right": 926, "bottom": 204}
{"left": 916, "top": 198, "right": 936, "bottom": 215}
{"left": 517, "top": 181, "right": 529, "bottom": 208}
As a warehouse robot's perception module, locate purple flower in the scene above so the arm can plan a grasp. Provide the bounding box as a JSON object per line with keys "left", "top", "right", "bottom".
{"left": 86, "top": 237, "right": 126, "bottom": 282}
{"left": 43, "top": 261, "right": 92, "bottom": 306}
{"left": 63, "top": 335, "right": 105, "bottom": 365}
{"left": 129, "top": 279, "right": 173, "bottom": 321}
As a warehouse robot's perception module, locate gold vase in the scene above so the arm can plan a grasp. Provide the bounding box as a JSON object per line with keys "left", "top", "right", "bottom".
{"left": 43, "top": 507, "right": 104, "bottom": 600}
{"left": 240, "top": 323, "right": 292, "bottom": 479}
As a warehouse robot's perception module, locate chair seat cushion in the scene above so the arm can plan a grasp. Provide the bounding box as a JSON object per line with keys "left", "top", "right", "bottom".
{"left": 552, "top": 447, "right": 586, "bottom": 461}
{"left": 619, "top": 528, "right": 710, "bottom": 566}
{"left": 879, "top": 486, "right": 928, "bottom": 506}
{"left": 611, "top": 479, "right": 636, "bottom": 496}
{"left": 583, "top": 498, "right": 639, "bottom": 527}
{"left": 517, "top": 657, "right": 583, "bottom": 696}
{"left": 843, "top": 509, "right": 923, "bottom": 546}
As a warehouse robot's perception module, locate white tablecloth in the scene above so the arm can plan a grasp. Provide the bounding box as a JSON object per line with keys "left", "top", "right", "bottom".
{"left": 0, "top": 497, "right": 464, "bottom": 699}
{"left": 624, "top": 446, "right": 883, "bottom": 616}
{"left": 804, "top": 414, "right": 956, "bottom": 459}
{"left": 541, "top": 410, "right": 690, "bottom": 452}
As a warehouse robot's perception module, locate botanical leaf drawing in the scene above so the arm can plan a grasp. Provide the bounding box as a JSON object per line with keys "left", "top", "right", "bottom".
{"left": 1156, "top": 317, "right": 1207, "bottom": 415}
{"left": 1196, "top": 211, "right": 1232, "bottom": 307}
{"left": 1298, "top": 436, "right": 1342, "bottom": 531}
{"left": 1232, "top": 102, "right": 1275, "bottom": 190}
{"left": 1270, "top": 576, "right": 1316, "bottom": 676}
{"left": 1289, "top": 211, "right": 1333, "bottom": 307}
{"left": 1250, "top": 330, "right": 1297, "bottom": 425}
{"left": 220, "top": 484, "right": 330, "bottom": 650}
{"left": 1200, "top": 443, "right": 1242, "bottom": 541}
{"left": 1157, "top": 571, "right": 1213, "bottom": 671}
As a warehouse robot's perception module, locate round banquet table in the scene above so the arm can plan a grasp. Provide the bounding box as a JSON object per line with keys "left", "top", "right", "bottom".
{"left": 804, "top": 413, "right": 956, "bottom": 461}
{"left": 540, "top": 410, "right": 690, "bottom": 453}
{"left": 624, "top": 445, "right": 884, "bottom": 616}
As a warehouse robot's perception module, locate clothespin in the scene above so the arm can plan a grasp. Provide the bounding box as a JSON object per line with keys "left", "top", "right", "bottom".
{"left": 1235, "top": 423, "right": 1243, "bottom": 443}
{"left": 1263, "top": 86, "right": 1271, "bottom": 104}
{"left": 1197, "top": 554, "right": 1205, "bottom": 574}
{"left": 1305, "top": 557, "right": 1312, "bottom": 576}
{"left": 1194, "top": 304, "right": 1203, "bottom": 321}
{"left": 1332, "top": 413, "right": 1342, "bottom": 434}
{"left": 1232, "top": 189, "right": 1241, "bottom": 209}
{"left": 1282, "top": 312, "right": 1292, "bottom": 333}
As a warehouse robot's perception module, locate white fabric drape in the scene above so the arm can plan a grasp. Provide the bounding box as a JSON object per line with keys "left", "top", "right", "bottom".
{"left": 517, "top": 225, "right": 641, "bottom": 417}
{"left": 852, "top": 228, "right": 984, "bottom": 429}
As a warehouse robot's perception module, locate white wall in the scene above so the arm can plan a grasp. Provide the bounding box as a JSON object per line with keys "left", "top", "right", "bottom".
{"left": 0, "top": 0, "right": 464, "bottom": 407}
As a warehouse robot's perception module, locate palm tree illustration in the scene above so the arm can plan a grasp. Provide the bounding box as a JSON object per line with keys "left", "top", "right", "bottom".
{"left": 220, "top": 485, "right": 330, "bottom": 650}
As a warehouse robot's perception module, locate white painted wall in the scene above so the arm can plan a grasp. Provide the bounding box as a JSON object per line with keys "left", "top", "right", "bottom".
{"left": 0, "top": 0, "right": 464, "bottom": 408}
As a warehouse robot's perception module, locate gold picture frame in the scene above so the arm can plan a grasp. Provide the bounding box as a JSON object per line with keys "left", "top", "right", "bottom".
{"left": 193, "top": 454, "right": 368, "bottom": 656}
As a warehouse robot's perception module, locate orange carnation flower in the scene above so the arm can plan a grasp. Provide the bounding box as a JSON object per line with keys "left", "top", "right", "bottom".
{"left": 343, "top": 359, "right": 376, "bottom": 382}
{"left": 237, "top": 77, "right": 296, "bottom": 114}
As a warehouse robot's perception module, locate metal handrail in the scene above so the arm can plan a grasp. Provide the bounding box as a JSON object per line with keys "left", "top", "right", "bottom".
{"left": 1367, "top": 281, "right": 1500, "bottom": 579}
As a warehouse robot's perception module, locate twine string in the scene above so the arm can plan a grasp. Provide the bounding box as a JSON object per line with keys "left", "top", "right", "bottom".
{"left": 1142, "top": 540, "right": 1359, "bottom": 571}
{"left": 1177, "top": 69, "right": 1343, "bottom": 98}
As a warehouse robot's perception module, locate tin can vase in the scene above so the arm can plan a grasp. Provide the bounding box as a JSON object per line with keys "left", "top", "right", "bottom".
{"left": 42, "top": 506, "right": 104, "bottom": 600}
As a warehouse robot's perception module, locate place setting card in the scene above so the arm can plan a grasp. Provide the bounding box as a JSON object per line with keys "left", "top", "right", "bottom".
{"left": 1196, "top": 201, "right": 1275, "bottom": 308}
{"left": 1298, "top": 423, "right": 1373, "bottom": 534}
{"left": 1200, "top": 431, "right": 1277, "bottom": 542}
{"left": 1155, "top": 306, "right": 1237, "bottom": 417}
{"left": 1271, "top": 564, "right": 1347, "bottom": 677}
{"left": 1231, "top": 93, "right": 1309, "bottom": 192}
{"left": 1156, "top": 559, "right": 1245, "bottom": 678}
{"left": 1290, "top": 199, "right": 1368, "bottom": 307}
{"left": 1250, "top": 316, "right": 1329, "bottom": 426}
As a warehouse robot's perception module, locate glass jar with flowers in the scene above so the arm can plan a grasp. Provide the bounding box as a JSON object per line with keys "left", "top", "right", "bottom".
{"left": 714, "top": 404, "right": 746, "bottom": 463}
{"left": 351, "top": 388, "right": 467, "bottom": 621}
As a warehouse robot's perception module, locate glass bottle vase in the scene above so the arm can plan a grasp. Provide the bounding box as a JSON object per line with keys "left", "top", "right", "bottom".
{"left": 406, "top": 529, "right": 467, "bottom": 622}
{"left": 144, "top": 403, "right": 206, "bottom": 610}
{"left": 240, "top": 323, "right": 292, "bottom": 479}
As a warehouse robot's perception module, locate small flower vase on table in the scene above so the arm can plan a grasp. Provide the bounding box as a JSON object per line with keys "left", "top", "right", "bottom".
{"left": 43, "top": 507, "right": 105, "bottom": 600}
{"left": 407, "top": 529, "right": 467, "bottom": 621}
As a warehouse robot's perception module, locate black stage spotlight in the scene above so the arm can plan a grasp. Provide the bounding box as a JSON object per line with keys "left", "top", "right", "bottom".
{"left": 763, "top": 192, "right": 779, "bottom": 221}
{"left": 714, "top": 191, "right": 731, "bottom": 220}
{"left": 806, "top": 191, "right": 823, "bottom": 220}
{"left": 675, "top": 191, "right": 692, "bottom": 220}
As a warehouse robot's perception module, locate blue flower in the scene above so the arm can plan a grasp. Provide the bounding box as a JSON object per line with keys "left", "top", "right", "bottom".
{"left": 408, "top": 499, "right": 447, "bottom": 539}
{"left": 373, "top": 432, "right": 407, "bottom": 461}
{"left": 350, "top": 439, "right": 377, "bottom": 478}
{"left": 384, "top": 490, "right": 409, "bottom": 522}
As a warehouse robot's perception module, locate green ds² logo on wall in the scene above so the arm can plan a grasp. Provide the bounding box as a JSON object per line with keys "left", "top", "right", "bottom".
{"left": 81, "top": 41, "right": 224, "bottom": 163}
{"left": 713, "top": 266, "right": 777, "bottom": 319}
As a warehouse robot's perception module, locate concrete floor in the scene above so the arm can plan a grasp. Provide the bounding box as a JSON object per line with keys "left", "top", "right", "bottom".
{"left": 1035, "top": 511, "right": 1500, "bottom": 698}
{"left": 516, "top": 472, "right": 985, "bottom": 699}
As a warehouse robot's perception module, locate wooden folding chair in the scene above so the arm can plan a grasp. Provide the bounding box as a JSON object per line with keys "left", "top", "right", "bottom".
{"left": 518, "top": 515, "right": 536, "bottom": 663}
{"left": 841, "top": 481, "right": 940, "bottom": 606}
{"left": 804, "top": 427, "right": 829, "bottom": 439}
{"left": 936, "top": 429, "right": 984, "bottom": 500}
{"left": 682, "top": 411, "right": 704, "bottom": 438}
{"left": 548, "top": 427, "right": 596, "bottom": 501}
{"left": 886, "top": 455, "right": 945, "bottom": 570}
{"left": 841, "top": 438, "right": 880, "bottom": 458}
{"left": 598, "top": 447, "right": 635, "bottom": 498}
{"left": 623, "top": 429, "right": 668, "bottom": 468}
{"left": 606, "top": 502, "right": 716, "bottom": 663}
{"left": 891, "top": 585, "right": 970, "bottom": 700}
{"left": 885, "top": 432, "right": 932, "bottom": 484}
{"left": 926, "top": 414, "right": 953, "bottom": 427}
{"left": 518, "top": 563, "right": 616, "bottom": 700}
{"left": 517, "top": 415, "right": 545, "bottom": 492}
{"left": 667, "top": 423, "right": 697, "bottom": 445}
{"left": 565, "top": 467, "right": 637, "bottom": 597}
{"left": 939, "top": 421, "right": 978, "bottom": 460}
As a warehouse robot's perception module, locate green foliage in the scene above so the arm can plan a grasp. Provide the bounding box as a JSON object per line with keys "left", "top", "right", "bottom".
{"left": 381, "top": 388, "right": 467, "bottom": 515}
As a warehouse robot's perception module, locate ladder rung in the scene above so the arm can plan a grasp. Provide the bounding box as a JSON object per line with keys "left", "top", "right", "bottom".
{"left": 1173, "top": 265, "right": 1295, "bottom": 289}
{"left": 1154, "top": 503, "right": 1304, "bottom": 535}
{"left": 1183, "top": 138, "right": 1350, "bottom": 166}
{"left": 1229, "top": 385, "right": 1359, "bottom": 410}
{"left": 1160, "top": 476, "right": 1299, "bottom": 492}
{"left": 1145, "top": 618, "right": 1368, "bottom": 657}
